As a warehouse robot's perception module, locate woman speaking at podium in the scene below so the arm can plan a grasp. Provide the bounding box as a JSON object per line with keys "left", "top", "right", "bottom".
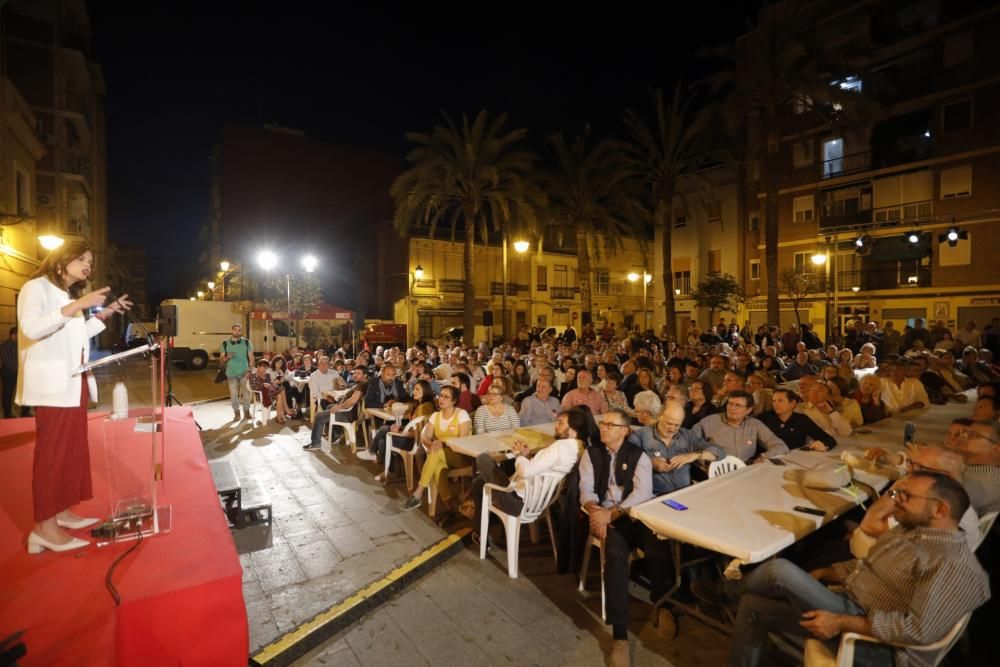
{"left": 16, "top": 241, "right": 130, "bottom": 554}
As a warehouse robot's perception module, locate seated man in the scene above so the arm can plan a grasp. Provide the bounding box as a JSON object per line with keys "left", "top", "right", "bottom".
{"left": 713, "top": 371, "right": 746, "bottom": 407}
{"left": 304, "top": 367, "right": 368, "bottom": 451}
{"left": 881, "top": 360, "right": 929, "bottom": 413}
{"left": 972, "top": 395, "right": 1000, "bottom": 423}
{"left": 518, "top": 376, "right": 561, "bottom": 426}
{"left": 852, "top": 445, "right": 980, "bottom": 556}
{"left": 579, "top": 408, "right": 671, "bottom": 667}
{"left": 634, "top": 401, "right": 725, "bottom": 495}
{"left": 692, "top": 390, "right": 788, "bottom": 462}
{"left": 701, "top": 471, "right": 989, "bottom": 667}
{"left": 632, "top": 390, "right": 662, "bottom": 427}
{"left": 451, "top": 371, "right": 482, "bottom": 414}
{"left": 781, "top": 350, "right": 815, "bottom": 382}
{"left": 759, "top": 389, "right": 837, "bottom": 452}
{"left": 560, "top": 368, "right": 608, "bottom": 415}
{"left": 946, "top": 419, "right": 1000, "bottom": 515}
{"left": 364, "top": 362, "right": 408, "bottom": 409}
{"left": 471, "top": 408, "right": 582, "bottom": 545}
{"left": 797, "top": 380, "right": 853, "bottom": 437}
{"left": 307, "top": 356, "right": 345, "bottom": 411}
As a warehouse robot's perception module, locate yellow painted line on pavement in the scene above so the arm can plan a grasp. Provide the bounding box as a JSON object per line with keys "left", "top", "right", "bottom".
{"left": 251, "top": 528, "right": 470, "bottom": 666}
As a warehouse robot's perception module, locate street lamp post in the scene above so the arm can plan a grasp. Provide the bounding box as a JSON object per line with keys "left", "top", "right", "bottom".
{"left": 627, "top": 264, "right": 652, "bottom": 333}
{"left": 258, "top": 250, "right": 318, "bottom": 350}
{"left": 410, "top": 265, "right": 424, "bottom": 346}
{"left": 501, "top": 236, "right": 529, "bottom": 342}
{"left": 811, "top": 237, "right": 834, "bottom": 342}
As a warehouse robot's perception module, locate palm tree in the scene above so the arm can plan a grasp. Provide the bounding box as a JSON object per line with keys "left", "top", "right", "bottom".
{"left": 391, "top": 111, "right": 542, "bottom": 344}
{"left": 544, "top": 129, "right": 639, "bottom": 327}
{"left": 623, "top": 84, "right": 715, "bottom": 342}
{"left": 705, "top": 2, "right": 878, "bottom": 327}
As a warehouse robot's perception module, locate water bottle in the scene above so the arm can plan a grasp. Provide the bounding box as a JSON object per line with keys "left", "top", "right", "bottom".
{"left": 112, "top": 382, "right": 129, "bottom": 420}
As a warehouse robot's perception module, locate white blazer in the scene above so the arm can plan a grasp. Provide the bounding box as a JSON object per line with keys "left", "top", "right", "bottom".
{"left": 16, "top": 276, "right": 105, "bottom": 408}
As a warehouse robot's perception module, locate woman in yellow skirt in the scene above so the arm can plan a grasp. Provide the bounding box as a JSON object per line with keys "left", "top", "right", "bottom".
{"left": 398, "top": 385, "right": 470, "bottom": 514}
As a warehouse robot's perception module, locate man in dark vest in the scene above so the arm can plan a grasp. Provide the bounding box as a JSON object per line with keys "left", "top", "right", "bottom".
{"left": 578, "top": 407, "right": 671, "bottom": 667}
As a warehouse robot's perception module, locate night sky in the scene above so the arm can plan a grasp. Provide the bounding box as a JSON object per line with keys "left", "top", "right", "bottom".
{"left": 87, "top": 1, "right": 760, "bottom": 302}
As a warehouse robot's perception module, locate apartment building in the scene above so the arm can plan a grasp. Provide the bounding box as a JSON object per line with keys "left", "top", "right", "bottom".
{"left": 741, "top": 0, "right": 1000, "bottom": 336}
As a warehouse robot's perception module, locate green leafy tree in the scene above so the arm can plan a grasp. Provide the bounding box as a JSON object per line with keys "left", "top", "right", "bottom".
{"left": 690, "top": 272, "right": 744, "bottom": 326}
{"left": 391, "top": 111, "right": 543, "bottom": 343}
{"left": 623, "top": 84, "right": 716, "bottom": 342}
{"left": 544, "top": 128, "right": 640, "bottom": 324}
{"left": 778, "top": 268, "right": 819, "bottom": 330}
{"left": 261, "top": 273, "right": 323, "bottom": 346}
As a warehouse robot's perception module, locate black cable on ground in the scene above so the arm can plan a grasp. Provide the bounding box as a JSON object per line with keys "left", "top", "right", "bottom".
{"left": 105, "top": 524, "right": 144, "bottom": 606}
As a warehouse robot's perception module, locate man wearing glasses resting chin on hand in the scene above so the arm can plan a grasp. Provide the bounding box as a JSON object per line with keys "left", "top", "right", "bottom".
{"left": 578, "top": 408, "right": 671, "bottom": 667}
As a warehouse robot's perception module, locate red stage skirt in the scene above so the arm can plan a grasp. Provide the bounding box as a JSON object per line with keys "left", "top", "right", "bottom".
{"left": 32, "top": 379, "right": 91, "bottom": 522}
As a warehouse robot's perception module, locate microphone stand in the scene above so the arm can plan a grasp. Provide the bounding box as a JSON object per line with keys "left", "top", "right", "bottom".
{"left": 107, "top": 292, "right": 201, "bottom": 430}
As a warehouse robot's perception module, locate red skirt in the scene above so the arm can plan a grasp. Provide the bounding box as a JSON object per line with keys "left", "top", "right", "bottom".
{"left": 32, "top": 379, "right": 92, "bottom": 522}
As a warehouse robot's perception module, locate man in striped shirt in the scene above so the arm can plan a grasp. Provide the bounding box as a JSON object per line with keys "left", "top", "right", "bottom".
{"left": 722, "top": 471, "right": 990, "bottom": 667}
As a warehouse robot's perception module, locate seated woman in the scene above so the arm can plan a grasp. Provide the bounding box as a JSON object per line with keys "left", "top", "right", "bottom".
{"left": 477, "top": 362, "right": 507, "bottom": 396}
{"left": 757, "top": 356, "right": 781, "bottom": 387}
{"left": 398, "top": 385, "right": 472, "bottom": 517}
{"left": 247, "top": 359, "right": 293, "bottom": 424}
{"left": 854, "top": 373, "right": 889, "bottom": 424}
{"left": 746, "top": 372, "right": 773, "bottom": 417}
{"left": 853, "top": 342, "right": 877, "bottom": 369}
{"left": 602, "top": 371, "right": 630, "bottom": 414}
{"left": 510, "top": 360, "right": 532, "bottom": 395}
{"left": 474, "top": 384, "right": 521, "bottom": 434}
{"left": 683, "top": 379, "right": 718, "bottom": 429}
{"left": 270, "top": 355, "right": 297, "bottom": 420}
{"left": 366, "top": 379, "right": 437, "bottom": 475}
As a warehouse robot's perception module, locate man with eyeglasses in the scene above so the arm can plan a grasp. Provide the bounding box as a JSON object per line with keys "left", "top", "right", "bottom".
{"left": 851, "top": 445, "right": 980, "bottom": 556}
{"left": 634, "top": 402, "right": 725, "bottom": 495}
{"left": 706, "top": 471, "right": 989, "bottom": 667}
{"left": 691, "top": 390, "right": 788, "bottom": 463}
{"left": 945, "top": 419, "right": 1000, "bottom": 515}
{"left": 578, "top": 407, "right": 670, "bottom": 667}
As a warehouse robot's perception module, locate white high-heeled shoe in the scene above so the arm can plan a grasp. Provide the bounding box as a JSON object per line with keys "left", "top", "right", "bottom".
{"left": 55, "top": 516, "right": 100, "bottom": 530}
{"left": 27, "top": 531, "right": 90, "bottom": 554}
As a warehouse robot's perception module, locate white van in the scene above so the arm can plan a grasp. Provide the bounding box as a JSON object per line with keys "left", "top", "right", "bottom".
{"left": 157, "top": 300, "right": 297, "bottom": 370}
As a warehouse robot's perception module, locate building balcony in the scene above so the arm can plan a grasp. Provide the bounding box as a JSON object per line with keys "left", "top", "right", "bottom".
{"left": 60, "top": 151, "right": 91, "bottom": 180}
{"left": 837, "top": 266, "right": 931, "bottom": 291}
{"left": 819, "top": 209, "right": 872, "bottom": 231}
{"left": 820, "top": 151, "right": 871, "bottom": 180}
{"left": 490, "top": 282, "right": 528, "bottom": 295}
{"left": 551, "top": 286, "right": 579, "bottom": 299}
{"left": 438, "top": 279, "right": 464, "bottom": 293}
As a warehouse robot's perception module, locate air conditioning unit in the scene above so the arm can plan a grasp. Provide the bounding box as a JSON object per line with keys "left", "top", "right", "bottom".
{"left": 36, "top": 193, "right": 54, "bottom": 206}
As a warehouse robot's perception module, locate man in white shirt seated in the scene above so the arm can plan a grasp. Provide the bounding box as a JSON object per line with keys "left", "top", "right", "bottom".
{"left": 307, "top": 356, "right": 346, "bottom": 410}
{"left": 881, "top": 359, "right": 929, "bottom": 413}
{"left": 470, "top": 408, "right": 582, "bottom": 546}
{"left": 797, "top": 380, "right": 853, "bottom": 437}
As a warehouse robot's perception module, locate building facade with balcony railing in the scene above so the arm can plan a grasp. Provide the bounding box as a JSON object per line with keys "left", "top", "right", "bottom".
{"left": 739, "top": 1, "right": 1000, "bottom": 336}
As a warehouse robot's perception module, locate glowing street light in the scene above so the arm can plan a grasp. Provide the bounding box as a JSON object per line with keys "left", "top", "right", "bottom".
{"left": 513, "top": 240, "right": 530, "bottom": 253}
{"left": 207, "top": 281, "right": 215, "bottom": 290}
{"left": 257, "top": 250, "right": 277, "bottom": 270}
{"left": 414, "top": 265, "right": 424, "bottom": 281}
{"left": 39, "top": 235, "right": 64, "bottom": 250}
{"left": 220, "top": 260, "right": 230, "bottom": 271}
{"left": 196, "top": 290, "right": 205, "bottom": 299}
{"left": 811, "top": 251, "right": 828, "bottom": 266}
{"left": 301, "top": 254, "right": 318, "bottom": 272}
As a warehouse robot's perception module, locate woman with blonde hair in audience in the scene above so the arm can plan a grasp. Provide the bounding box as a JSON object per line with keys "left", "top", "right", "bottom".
{"left": 854, "top": 342, "right": 877, "bottom": 369}
{"left": 636, "top": 367, "right": 658, "bottom": 397}
{"left": 854, "top": 373, "right": 889, "bottom": 424}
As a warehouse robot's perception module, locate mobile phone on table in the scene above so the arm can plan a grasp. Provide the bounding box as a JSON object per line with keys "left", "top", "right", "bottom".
{"left": 662, "top": 498, "right": 688, "bottom": 511}
{"left": 903, "top": 422, "right": 917, "bottom": 448}
{"left": 768, "top": 457, "right": 787, "bottom": 466}
{"left": 793, "top": 505, "right": 826, "bottom": 517}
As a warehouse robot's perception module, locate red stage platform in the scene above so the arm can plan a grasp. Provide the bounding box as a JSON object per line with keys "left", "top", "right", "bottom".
{"left": 0, "top": 407, "right": 248, "bottom": 666}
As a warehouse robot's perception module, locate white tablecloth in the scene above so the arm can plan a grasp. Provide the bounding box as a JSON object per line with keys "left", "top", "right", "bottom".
{"left": 631, "top": 390, "right": 975, "bottom": 564}
{"left": 445, "top": 422, "right": 556, "bottom": 458}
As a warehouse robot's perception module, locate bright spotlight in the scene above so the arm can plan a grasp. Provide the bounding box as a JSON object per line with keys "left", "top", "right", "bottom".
{"left": 39, "top": 235, "right": 64, "bottom": 250}
{"left": 906, "top": 232, "right": 920, "bottom": 244}
{"left": 257, "top": 250, "right": 278, "bottom": 270}
{"left": 301, "top": 255, "right": 318, "bottom": 272}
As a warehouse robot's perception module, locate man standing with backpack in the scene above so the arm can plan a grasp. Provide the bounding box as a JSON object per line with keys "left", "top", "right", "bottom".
{"left": 220, "top": 323, "right": 254, "bottom": 421}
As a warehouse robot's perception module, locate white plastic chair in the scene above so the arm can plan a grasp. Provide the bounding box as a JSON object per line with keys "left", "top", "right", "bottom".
{"left": 427, "top": 463, "right": 473, "bottom": 517}
{"left": 708, "top": 455, "right": 746, "bottom": 478}
{"left": 329, "top": 398, "right": 367, "bottom": 454}
{"left": 247, "top": 381, "right": 270, "bottom": 426}
{"left": 803, "top": 612, "right": 970, "bottom": 667}
{"left": 383, "top": 415, "right": 427, "bottom": 490}
{"left": 479, "top": 471, "right": 565, "bottom": 578}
